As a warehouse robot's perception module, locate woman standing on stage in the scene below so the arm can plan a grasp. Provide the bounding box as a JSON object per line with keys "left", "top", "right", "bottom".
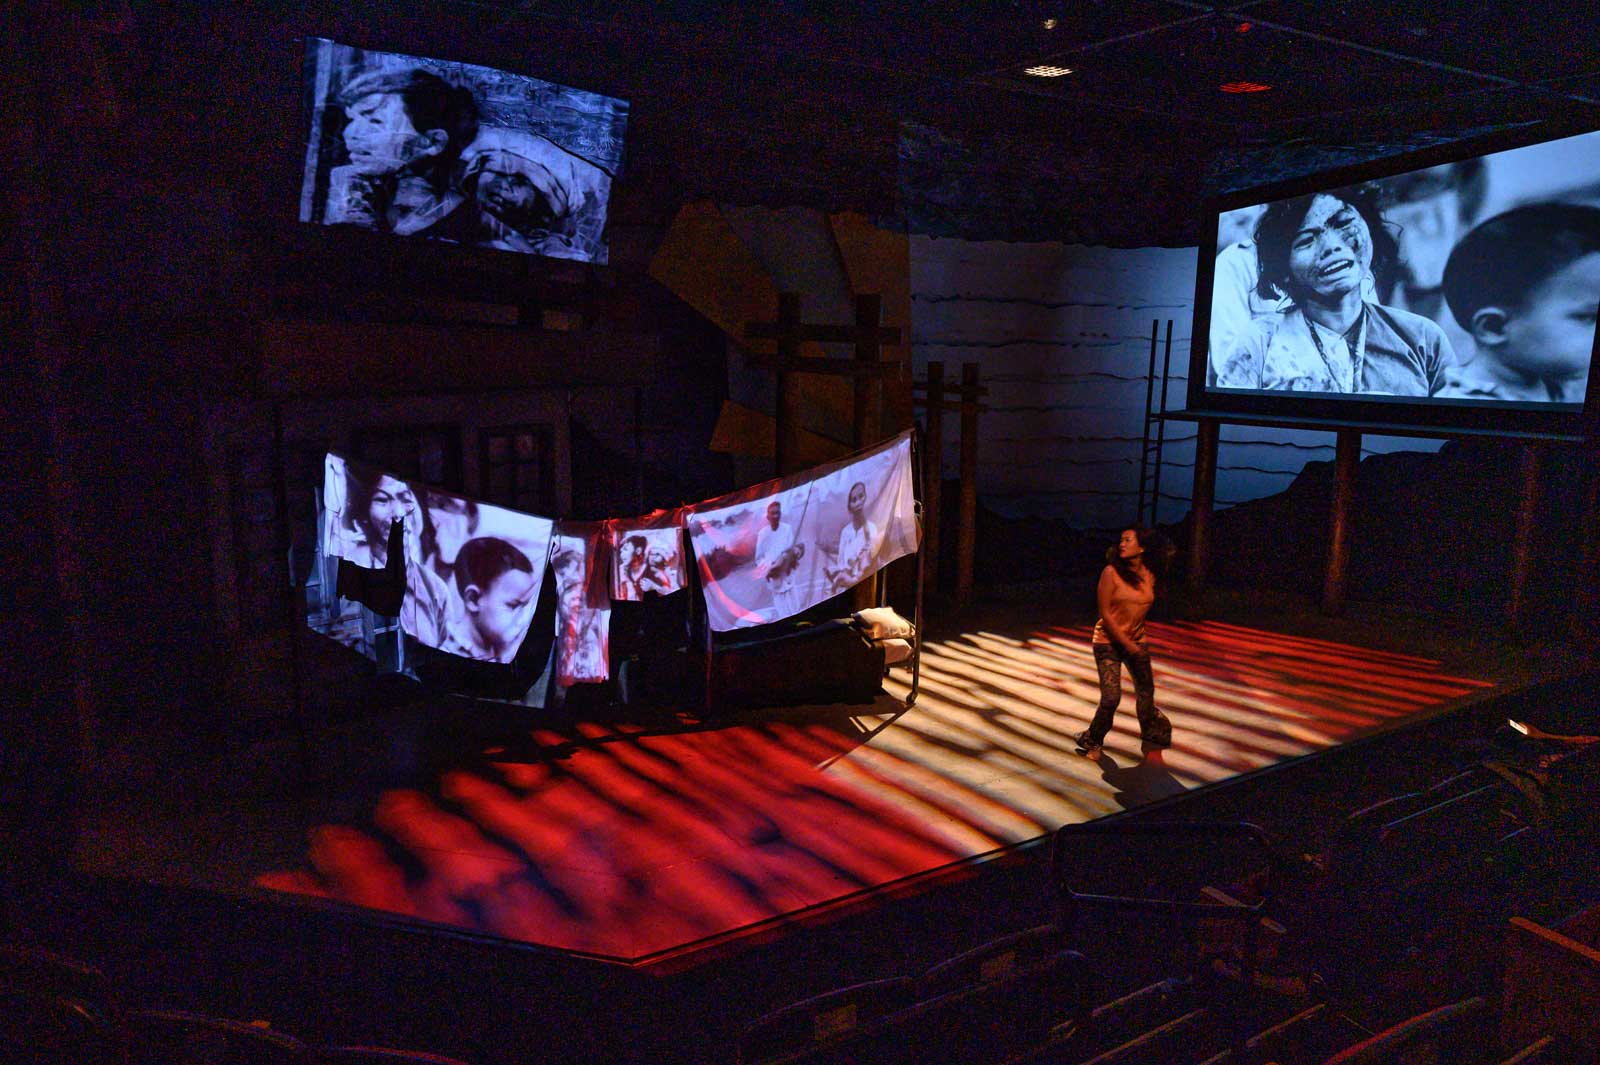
{"left": 1076, "top": 526, "right": 1174, "bottom": 759}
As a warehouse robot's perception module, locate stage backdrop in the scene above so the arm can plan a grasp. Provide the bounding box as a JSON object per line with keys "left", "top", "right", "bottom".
{"left": 687, "top": 431, "right": 918, "bottom": 631}
{"left": 322, "top": 454, "right": 553, "bottom": 664}
{"left": 909, "top": 236, "right": 1448, "bottom": 528}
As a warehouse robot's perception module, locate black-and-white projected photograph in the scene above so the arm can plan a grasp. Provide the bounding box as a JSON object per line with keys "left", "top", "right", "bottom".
{"left": 610, "top": 524, "right": 686, "bottom": 601}
{"left": 686, "top": 433, "right": 919, "bottom": 632}
{"left": 299, "top": 38, "right": 628, "bottom": 263}
{"left": 318, "top": 455, "right": 553, "bottom": 664}
{"left": 551, "top": 527, "right": 610, "bottom": 686}
{"left": 1208, "top": 130, "right": 1600, "bottom": 407}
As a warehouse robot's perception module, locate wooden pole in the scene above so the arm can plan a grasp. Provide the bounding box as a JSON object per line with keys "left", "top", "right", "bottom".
{"left": 956, "top": 362, "right": 980, "bottom": 607}
{"left": 1187, "top": 418, "right": 1219, "bottom": 604}
{"left": 1151, "top": 319, "right": 1175, "bottom": 526}
{"left": 923, "top": 362, "right": 944, "bottom": 596}
{"left": 704, "top": 609, "right": 718, "bottom": 713}
{"left": 908, "top": 432, "right": 926, "bottom": 707}
{"left": 774, "top": 292, "right": 803, "bottom": 477}
{"left": 853, "top": 294, "right": 882, "bottom": 449}
{"left": 852, "top": 295, "right": 884, "bottom": 610}
{"left": 1508, "top": 442, "right": 1543, "bottom": 631}
{"left": 1138, "top": 320, "right": 1158, "bottom": 526}
{"left": 1322, "top": 429, "right": 1361, "bottom": 616}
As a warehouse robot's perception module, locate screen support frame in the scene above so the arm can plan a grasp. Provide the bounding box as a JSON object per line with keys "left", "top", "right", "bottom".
{"left": 1163, "top": 409, "right": 1595, "bottom": 631}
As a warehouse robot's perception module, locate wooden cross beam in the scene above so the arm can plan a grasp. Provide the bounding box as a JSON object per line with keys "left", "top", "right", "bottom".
{"left": 745, "top": 297, "right": 902, "bottom": 349}
{"left": 743, "top": 293, "right": 904, "bottom": 475}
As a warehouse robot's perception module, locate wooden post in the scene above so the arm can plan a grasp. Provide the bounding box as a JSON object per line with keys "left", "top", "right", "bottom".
{"left": 1322, "top": 429, "right": 1361, "bottom": 616}
{"left": 774, "top": 292, "right": 803, "bottom": 476}
{"left": 1138, "top": 320, "right": 1158, "bottom": 526}
{"left": 1187, "top": 418, "right": 1219, "bottom": 604}
{"left": 1151, "top": 320, "right": 1175, "bottom": 526}
{"left": 853, "top": 293, "right": 882, "bottom": 449}
{"left": 851, "top": 295, "right": 884, "bottom": 611}
{"left": 956, "top": 362, "right": 980, "bottom": 607}
{"left": 923, "top": 362, "right": 944, "bottom": 596}
{"left": 704, "top": 610, "right": 718, "bottom": 713}
{"left": 743, "top": 294, "right": 902, "bottom": 604}
{"left": 745, "top": 292, "right": 899, "bottom": 478}
{"left": 1508, "top": 443, "right": 1543, "bottom": 630}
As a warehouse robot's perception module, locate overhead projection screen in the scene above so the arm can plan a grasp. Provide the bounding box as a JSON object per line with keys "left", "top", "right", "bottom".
{"left": 1192, "top": 126, "right": 1600, "bottom": 435}
{"left": 299, "top": 37, "right": 628, "bottom": 263}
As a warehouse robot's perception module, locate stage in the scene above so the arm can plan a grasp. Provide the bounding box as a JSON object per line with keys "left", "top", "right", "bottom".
{"left": 74, "top": 613, "right": 1499, "bottom": 966}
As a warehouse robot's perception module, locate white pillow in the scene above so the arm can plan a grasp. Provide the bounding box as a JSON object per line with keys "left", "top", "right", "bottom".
{"left": 880, "top": 638, "right": 913, "bottom": 665}
{"left": 853, "top": 606, "right": 914, "bottom": 641}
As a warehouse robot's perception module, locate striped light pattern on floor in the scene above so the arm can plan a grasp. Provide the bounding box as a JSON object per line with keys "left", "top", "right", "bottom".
{"left": 257, "top": 619, "right": 1493, "bottom": 961}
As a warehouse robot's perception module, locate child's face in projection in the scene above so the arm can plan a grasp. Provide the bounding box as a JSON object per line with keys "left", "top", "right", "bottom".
{"left": 367, "top": 475, "right": 422, "bottom": 561}
{"left": 468, "top": 567, "right": 538, "bottom": 649}
{"left": 1500, "top": 252, "right": 1600, "bottom": 380}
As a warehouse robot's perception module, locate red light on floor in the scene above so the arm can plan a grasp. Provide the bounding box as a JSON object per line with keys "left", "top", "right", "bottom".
{"left": 1220, "top": 81, "right": 1272, "bottom": 93}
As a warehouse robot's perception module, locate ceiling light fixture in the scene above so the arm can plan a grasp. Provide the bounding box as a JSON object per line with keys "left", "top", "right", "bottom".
{"left": 1219, "top": 81, "right": 1271, "bottom": 93}
{"left": 1023, "top": 64, "right": 1074, "bottom": 77}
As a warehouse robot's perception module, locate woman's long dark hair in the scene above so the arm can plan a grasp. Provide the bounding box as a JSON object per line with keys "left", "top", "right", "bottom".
{"left": 341, "top": 460, "right": 382, "bottom": 540}
{"left": 1105, "top": 526, "right": 1174, "bottom": 589}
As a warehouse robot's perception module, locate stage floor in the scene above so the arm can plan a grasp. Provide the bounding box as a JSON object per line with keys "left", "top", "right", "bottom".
{"left": 77, "top": 615, "right": 1497, "bottom": 965}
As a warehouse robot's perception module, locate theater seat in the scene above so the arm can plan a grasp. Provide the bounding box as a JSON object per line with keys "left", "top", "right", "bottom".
{"left": 1318, "top": 996, "right": 1491, "bottom": 1064}
{"left": 317, "top": 1048, "right": 478, "bottom": 1064}
{"left": 911, "top": 927, "right": 1091, "bottom": 1064}
{"left": 0, "top": 944, "right": 126, "bottom": 1065}
{"left": 124, "top": 1008, "right": 309, "bottom": 1064}
{"left": 736, "top": 977, "right": 920, "bottom": 1065}
{"left": 0, "top": 987, "right": 126, "bottom": 1065}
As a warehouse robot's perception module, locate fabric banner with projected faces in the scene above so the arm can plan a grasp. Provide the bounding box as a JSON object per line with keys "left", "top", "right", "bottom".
{"left": 321, "top": 455, "right": 553, "bottom": 664}
{"left": 550, "top": 522, "right": 612, "bottom": 685}
{"left": 299, "top": 38, "right": 628, "bottom": 264}
{"left": 608, "top": 513, "right": 689, "bottom": 601}
{"left": 686, "top": 431, "right": 919, "bottom": 632}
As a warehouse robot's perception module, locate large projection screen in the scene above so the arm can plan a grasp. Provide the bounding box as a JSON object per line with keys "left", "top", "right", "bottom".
{"left": 1191, "top": 127, "right": 1600, "bottom": 436}
{"left": 299, "top": 38, "right": 628, "bottom": 264}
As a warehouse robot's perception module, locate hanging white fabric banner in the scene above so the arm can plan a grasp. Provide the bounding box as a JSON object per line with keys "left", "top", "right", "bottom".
{"left": 685, "top": 431, "right": 919, "bottom": 632}
{"left": 607, "top": 510, "right": 689, "bottom": 601}
{"left": 551, "top": 521, "right": 612, "bottom": 685}
{"left": 321, "top": 454, "right": 553, "bottom": 664}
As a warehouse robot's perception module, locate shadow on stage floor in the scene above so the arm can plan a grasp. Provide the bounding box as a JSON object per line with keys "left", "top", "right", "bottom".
{"left": 74, "top": 611, "right": 1499, "bottom": 966}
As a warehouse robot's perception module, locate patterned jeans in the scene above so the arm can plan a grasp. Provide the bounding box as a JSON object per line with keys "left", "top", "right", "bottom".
{"left": 1085, "top": 641, "right": 1162, "bottom": 746}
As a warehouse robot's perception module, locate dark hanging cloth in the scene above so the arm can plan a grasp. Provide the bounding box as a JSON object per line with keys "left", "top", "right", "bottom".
{"left": 335, "top": 519, "right": 407, "bottom": 616}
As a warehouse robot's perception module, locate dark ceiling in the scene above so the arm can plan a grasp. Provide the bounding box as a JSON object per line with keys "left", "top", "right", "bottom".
{"left": 395, "top": 0, "right": 1597, "bottom": 242}
{"left": 28, "top": 2, "right": 1599, "bottom": 250}
{"left": 468, "top": 0, "right": 1600, "bottom": 169}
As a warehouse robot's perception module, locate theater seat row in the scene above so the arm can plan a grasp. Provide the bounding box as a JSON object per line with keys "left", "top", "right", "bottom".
{"left": 1, "top": 944, "right": 476, "bottom": 1065}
